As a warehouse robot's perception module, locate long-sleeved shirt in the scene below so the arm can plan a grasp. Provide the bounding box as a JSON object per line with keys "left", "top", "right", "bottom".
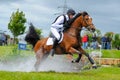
{"left": 51, "top": 15, "right": 69, "bottom": 31}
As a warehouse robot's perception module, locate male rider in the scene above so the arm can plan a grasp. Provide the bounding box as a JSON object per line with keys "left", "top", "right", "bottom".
{"left": 50, "top": 9, "right": 76, "bottom": 56}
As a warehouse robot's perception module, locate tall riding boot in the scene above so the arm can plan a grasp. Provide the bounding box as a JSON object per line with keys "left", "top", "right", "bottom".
{"left": 50, "top": 38, "right": 58, "bottom": 56}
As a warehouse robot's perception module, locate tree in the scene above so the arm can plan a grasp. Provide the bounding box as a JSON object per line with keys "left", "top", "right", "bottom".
{"left": 35, "top": 28, "right": 42, "bottom": 37}
{"left": 112, "top": 33, "right": 120, "bottom": 49}
{"left": 8, "top": 9, "right": 26, "bottom": 44}
{"left": 105, "top": 32, "right": 114, "bottom": 38}
{"left": 95, "top": 29, "right": 102, "bottom": 37}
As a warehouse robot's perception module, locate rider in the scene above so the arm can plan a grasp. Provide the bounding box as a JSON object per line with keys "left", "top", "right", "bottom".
{"left": 50, "top": 9, "right": 76, "bottom": 56}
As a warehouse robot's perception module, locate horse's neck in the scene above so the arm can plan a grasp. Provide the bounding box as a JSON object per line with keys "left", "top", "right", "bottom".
{"left": 66, "top": 22, "right": 81, "bottom": 37}
{"left": 65, "top": 27, "right": 81, "bottom": 38}
{"left": 64, "top": 15, "right": 83, "bottom": 38}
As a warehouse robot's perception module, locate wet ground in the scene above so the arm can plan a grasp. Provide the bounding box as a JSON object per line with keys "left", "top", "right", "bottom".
{"left": 0, "top": 55, "right": 86, "bottom": 72}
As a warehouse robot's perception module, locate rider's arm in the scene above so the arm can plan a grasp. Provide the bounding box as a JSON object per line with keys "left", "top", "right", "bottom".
{"left": 51, "top": 16, "right": 64, "bottom": 28}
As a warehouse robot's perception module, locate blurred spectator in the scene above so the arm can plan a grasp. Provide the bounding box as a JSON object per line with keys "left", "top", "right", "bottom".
{"left": 1, "top": 33, "right": 6, "bottom": 46}
{"left": 91, "top": 34, "right": 97, "bottom": 49}
{"left": 5, "top": 35, "right": 8, "bottom": 45}
{"left": 101, "top": 35, "right": 107, "bottom": 49}
{"left": 82, "top": 34, "right": 88, "bottom": 49}
{"left": 106, "top": 36, "right": 112, "bottom": 49}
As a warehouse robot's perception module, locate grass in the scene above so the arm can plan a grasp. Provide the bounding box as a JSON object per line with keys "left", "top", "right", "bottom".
{"left": 0, "top": 67, "right": 120, "bottom": 80}
{"left": 102, "top": 50, "right": 120, "bottom": 58}
{"left": 0, "top": 45, "right": 120, "bottom": 61}
{"left": 0, "top": 45, "right": 34, "bottom": 61}
{"left": 0, "top": 45, "right": 33, "bottom": 55}
{"left": 85, "top": 49, "right": 120, "bottom": 58}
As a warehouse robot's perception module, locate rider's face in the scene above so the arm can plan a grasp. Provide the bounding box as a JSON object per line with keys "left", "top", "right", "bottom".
{"left": 69, "top": 15, "right": 74, "bottom": 19}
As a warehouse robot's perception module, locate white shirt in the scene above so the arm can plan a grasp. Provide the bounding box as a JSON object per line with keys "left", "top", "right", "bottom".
{"left": 51, "top": 15, "right": 69, "bottom": 30}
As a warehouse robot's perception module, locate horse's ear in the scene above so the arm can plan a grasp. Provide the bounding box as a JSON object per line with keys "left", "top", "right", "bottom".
{"left": 82, "top": 11, "right": 88, "bottom": 16}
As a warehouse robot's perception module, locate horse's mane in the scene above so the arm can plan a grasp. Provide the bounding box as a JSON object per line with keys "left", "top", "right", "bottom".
{"left": 67, "top": 13, "right": 82, "bottom": 26}
{"left": 64, "top": 11, "right": 88, "bottom": 31}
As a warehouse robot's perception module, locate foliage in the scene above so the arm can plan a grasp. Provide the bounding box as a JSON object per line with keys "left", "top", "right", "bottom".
{"left": 104, "top": 32, "right": 114, "bottom": 38}
{"left": 95, "top": 29, "right": 102, "bottom": 37}
{"left": 35, "top": 28, "right": 42, "bottom": 37}
{"left": 112, "top": 33, "right": 120, "bottom": 48}
{"left": 81, "top": 29, "right": 102, "bottom": 46}
{"left": 95, "top": 29, "right": 102, "bottom": 43}
{"left": 8, "top": 9, "right": 26, "bottom": 43}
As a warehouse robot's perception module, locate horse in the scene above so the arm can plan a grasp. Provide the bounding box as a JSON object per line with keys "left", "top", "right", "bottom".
{"left": 25, "top": 11, "right": 97, "bottom": 71}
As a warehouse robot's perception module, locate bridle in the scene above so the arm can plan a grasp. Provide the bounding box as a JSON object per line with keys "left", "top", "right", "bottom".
{"left": 66, "top": 14, "right": 95, "bottom": 37}
{"left": 82, "top": 15, "right": 94, "bottom": 29}
{"left": 82, "top": 15, "right": 96, "bottom": 33}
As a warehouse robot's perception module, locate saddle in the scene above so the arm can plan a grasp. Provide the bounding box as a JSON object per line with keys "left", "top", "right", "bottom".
{"left": 46, "top": 32, "right": 63, "bottom": 45}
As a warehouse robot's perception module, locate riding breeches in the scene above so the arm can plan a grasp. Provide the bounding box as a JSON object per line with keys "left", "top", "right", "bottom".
{"left": 51, "top": 27, "right": 62, "bottom": 40}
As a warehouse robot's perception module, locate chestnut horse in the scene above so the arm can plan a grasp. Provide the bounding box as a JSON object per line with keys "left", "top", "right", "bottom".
{"left": 25, "top": 11, "right": 97, "bottom": 71}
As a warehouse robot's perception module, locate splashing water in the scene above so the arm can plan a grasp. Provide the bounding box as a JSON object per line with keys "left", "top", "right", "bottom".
{"left": 0, "top": 55, "right": 83, "bottom": 72}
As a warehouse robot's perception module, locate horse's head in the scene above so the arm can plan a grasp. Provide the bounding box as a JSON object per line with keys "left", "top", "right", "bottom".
{"left": 80, "top": 11, "right": 96, "bottom": 32}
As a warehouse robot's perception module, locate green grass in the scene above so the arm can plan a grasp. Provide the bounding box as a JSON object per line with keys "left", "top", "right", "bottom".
{"left": 0, "top": 45, "right": 34, "bottom": 61}
{"left": 0, "top": 67, "right": 120, "bottom": 80}
{"left": 85, "top": 49, "right": 120, "bottom": 58}
{"left": 102, "top": 50, "right": 120, "bottom": 58}
{"left": 0, "top": 45, "right": 33, "bottom": 55}
{"left": 0, "top": 46, "right": 120, "bottom": 60}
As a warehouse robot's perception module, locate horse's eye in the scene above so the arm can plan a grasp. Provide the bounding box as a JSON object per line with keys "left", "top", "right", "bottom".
{"left": 86, "top": 18, "right": 89, "bottom": 20}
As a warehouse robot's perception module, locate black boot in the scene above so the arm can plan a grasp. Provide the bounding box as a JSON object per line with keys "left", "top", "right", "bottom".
{"left": 50, "top": 38, "right": 58, "bottom": 56}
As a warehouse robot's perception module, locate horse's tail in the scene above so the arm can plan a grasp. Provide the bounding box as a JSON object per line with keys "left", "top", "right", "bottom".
{"left": 25, "top": 23, "right": 40, "bottom": 47}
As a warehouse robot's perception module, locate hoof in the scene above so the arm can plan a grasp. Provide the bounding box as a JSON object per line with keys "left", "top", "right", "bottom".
{"left": 71, "top": 60, "right": 76, "bottom": 63}
{"left": 71, "top": 59, "right": 79, "bottom": 63}
{"left": 92, "top": 66, "right": 97, "bottom": 69}
{"left": 92, "top": 64, "right": 97, "bottom": 69}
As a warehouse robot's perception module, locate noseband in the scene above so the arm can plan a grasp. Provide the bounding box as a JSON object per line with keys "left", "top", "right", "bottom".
{"left": 82, "top": 15, "right": 94, "bottom": 30}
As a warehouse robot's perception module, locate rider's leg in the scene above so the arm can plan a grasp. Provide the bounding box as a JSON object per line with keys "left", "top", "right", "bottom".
{"left": 50, "top": 38, "right": 58, "bottom": 56}
{"left": 51, "top": 27, "right": 60, "bottom": 40}
{"left": 50, "top": 27, "right": 60, "bottom": 56}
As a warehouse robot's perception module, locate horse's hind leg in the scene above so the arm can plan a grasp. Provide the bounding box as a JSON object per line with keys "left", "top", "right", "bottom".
{"left": 34, "top": 48, "right": 43, "bottom": 71}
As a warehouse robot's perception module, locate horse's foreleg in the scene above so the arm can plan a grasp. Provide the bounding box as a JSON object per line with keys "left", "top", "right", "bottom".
{"left": 84, "top": 52, "right": 97, "bottom": 68}
{"left": 68, "top": 47, "right": 97, "bottom": 69}
{"left": 79, "top": 48, "right": 97, "bottom": 69}
{"left": 71, "top": 54, "right": 82, "bottom": 63}
{"left": 68, "top": 47, "right": 82, "bottom": 63}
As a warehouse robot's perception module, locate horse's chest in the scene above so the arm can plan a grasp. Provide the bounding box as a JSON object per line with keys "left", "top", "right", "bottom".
{"left": 70, "top": 38, "right": 79, "bottom": 45}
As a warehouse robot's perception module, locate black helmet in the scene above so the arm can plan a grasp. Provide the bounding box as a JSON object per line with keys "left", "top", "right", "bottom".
{"left": 67, "top": 9, "right": 76, "bottom": 15}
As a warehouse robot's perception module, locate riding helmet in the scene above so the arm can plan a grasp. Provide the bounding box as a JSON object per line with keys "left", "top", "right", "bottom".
{"left": 67, "top": 9, "right": 76, "bottom": 15}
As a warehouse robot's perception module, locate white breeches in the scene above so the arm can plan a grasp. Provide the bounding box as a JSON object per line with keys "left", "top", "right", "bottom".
{"left": 51, "top": 27, "right": 61, "bottom": 40}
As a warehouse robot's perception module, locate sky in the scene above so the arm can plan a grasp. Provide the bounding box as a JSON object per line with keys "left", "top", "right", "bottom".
{"left": 0, "top": 0, "right": 120, "bottom": 37}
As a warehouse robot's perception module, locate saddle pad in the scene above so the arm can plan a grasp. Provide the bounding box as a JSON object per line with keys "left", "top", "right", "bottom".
{"left": 46, "top": 33, "right": 63, "bottom": 45}
{"left": 46, "top": 38, "right": 54, "bottom": 45}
